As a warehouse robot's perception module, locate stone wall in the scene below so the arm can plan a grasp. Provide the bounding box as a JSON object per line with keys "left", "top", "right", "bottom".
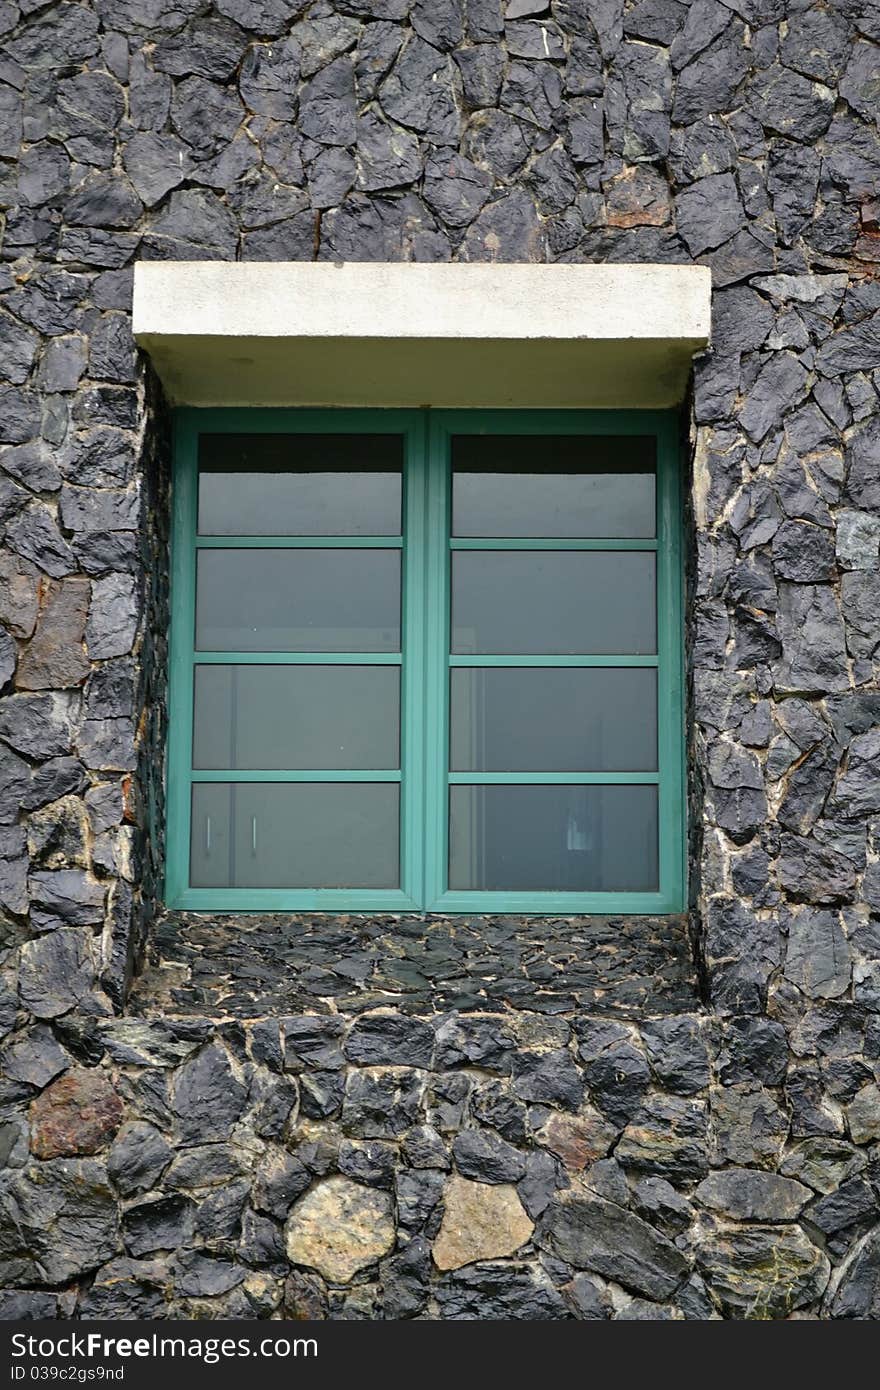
{"left": 1, "top": 0, "right": 880, "bottom": 1320}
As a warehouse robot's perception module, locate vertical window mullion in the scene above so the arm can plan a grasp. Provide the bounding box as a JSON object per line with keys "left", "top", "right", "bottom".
{"left": 656, "top": 413, "right": 686, "bottom": 909}
{"left": 400, "top": 417, "right": 429, "bottom": 908}
{"left": 422, "top": 415, "right": 452, "bottom": 909}
{"left": 165, "top": 412, "right": 199, "bottom": 907}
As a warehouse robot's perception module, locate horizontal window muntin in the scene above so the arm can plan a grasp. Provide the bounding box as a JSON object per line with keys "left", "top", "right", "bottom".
{"left": 166, "top": 409, "right": 684, "bottom": 914}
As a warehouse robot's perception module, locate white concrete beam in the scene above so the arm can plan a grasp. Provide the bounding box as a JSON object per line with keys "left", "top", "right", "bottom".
{"left": 133, "top": 261, "right": 712, "bottom": 409}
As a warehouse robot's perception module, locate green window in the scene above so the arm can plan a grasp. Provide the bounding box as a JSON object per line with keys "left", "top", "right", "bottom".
{"left": 166, "top": 409, "right": 685, "bottom": 914}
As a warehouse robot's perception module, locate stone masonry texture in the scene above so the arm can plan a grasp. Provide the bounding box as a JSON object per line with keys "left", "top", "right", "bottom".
{"left": 0, "top": 0, "right": 879, "bottom": 1321}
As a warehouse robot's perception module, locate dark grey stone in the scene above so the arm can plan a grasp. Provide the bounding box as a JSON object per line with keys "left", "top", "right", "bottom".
{"left": 840, "top": 40, "right": 880, "bottom": 124}
{"left": 697, "top": 1225, "right": 829, "bottom": 1318}
{"left": 355, "top": 21, "right": 404, "bottom": 101}
{"left": 778, "top": 833, "right": 857, "bottom": 907}
{"left": 831, "top": 1229, "right": 880, "bottom": 1318}
{"left": 540, "top": 1191, "right": 688, "bottom": 1300}
{"left": 342, "top": 1067, "right": 424, "bottom": 1138}
{"left": 241, "top": 212, "right": 316, "bottom": 261}
{"left": 171, "top": 77, "right": 243, "bottom": 160}
{"left": 107, "top": 1123, "right": 172, "bottom": 1197}
{"left": 696, "top": 1168, "right": 809, "bottom": 1222}
{"left": 395, "top": 1166, "right": 445, "bottom": 1228}
{"left": 0, "top": 1024, "right": 69, "bottom": 1091}
{"left": 833, "top": 728, "right": 880, "bottom": 818}
{"left": 18, "top": 927, "right": 96, "bottom": 1019}
{"left": 512, "top": 1049, "right": 583, "bottom": 1110}
{"left": 749, "top": 64, "right": 834, "bottom": 142}
{"left": 780, "top": 9, "right": 851, "bottom": 83}
{"left": 616, "top": 1095, "right": 709, "bottom": 1181}
{"left": 283, "top": 1014, "right": 346, "bottom": 1071}
{"left": 452, "top": 1128, "right": 526, "bottom": 1183}
{"left": 454, "top": 44, "right": 504, "bottom": 108}
{"left": 339, "top": 1138, "right": 397, "bottom": 1187}
{"left": 775, "top": 583, "right": 849, "bottom": 696}
{"left": 771, "top": 521, "right": 836, "bottom": 584}
{"left": 122, "top": 133, "right": 191, "bottom": 207}
{"left": 461, "top": 188, "right": 546, "bottom": 261}
{"left": 435, "top": 1261, "right": 567, "bottom": 1320}
{"left": 252, "top": 1150, "right": 311, "bottom": 1219}
{"left": 640, "top": 1017, "right": 709, "bottom": 1096}
{"left": 238, "top": 39, "right": 300, "bottom": 119}
{"left": 518, "top": 1148, "right": 561, "bottom": 1220}
{"left": 172, "top": 1045, "right": 248, "bottom": 1144}
{"left": 463, "top": 110, "right": 531, "bottom": 179}
{"left": 424, "top": 150, "right": 492, "bottom": 228}
{"left": 411, "top": 0, "right": 462, "bottom": 49}
{"left": 346, "top": 1013, "right": 434, "bottom": 1068}
{"left": 356, "top": 112, "right": 420, "bottom": 193}
{"left": 380, "top": 37, "right": 459, "bottom": 145}
{"left": 673, "top": 21, "right": 749, "bottom": 124}
{"left": 776, "top": 745, "right": 837, "bottom": 835}
{"left": 122, "top": 1195, "right": 194, "bottom": 1257}
{"left": 0, "top": 1159, "right": 118, "bottom": 1286}
{"left": 214, "top": 0, "right": 308, "bottom": 38}
{"left": 153, "top": 16, "right": 247, "bottom": 81}
{"left": 306, "top": 146, "right": 355, "bottom": 209}
{"left": 299, "top": 55, "right": 356, "bottom": 147}
{"left": 144, "top": 188, "right": 239, "bottom": 260}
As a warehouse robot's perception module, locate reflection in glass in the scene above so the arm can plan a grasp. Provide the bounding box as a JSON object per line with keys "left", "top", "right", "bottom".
{"left": 450, "top": 668, "right": 657, "bottom": 772}
{"left": 190, "top": 782, "right": 399, "bottom": 888}
{"left": 198, "top": 434, "right": 402, "bottom": 535}
{"left": 193, "top": 665, "right": 400, "bottom": 770}
{"left": 449, "top": 784, "right": 658, "bottom": 892}
{"left": 452, "top": 434, "right": 655, "bottom": 538}
{"left": 195, "top": 549, "right": 400, "bottom": 652}
{"left": 452, "top": 551, "right": 656, "bottom": 654}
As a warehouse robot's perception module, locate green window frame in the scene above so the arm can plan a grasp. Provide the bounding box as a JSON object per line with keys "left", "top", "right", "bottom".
{"left": 166, "top": 408, "right": 685, "bottom": 914}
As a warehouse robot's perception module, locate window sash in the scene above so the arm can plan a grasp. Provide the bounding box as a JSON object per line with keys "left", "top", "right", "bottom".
{"left": 165, "top": 408, "right": 685, "bottom": 914}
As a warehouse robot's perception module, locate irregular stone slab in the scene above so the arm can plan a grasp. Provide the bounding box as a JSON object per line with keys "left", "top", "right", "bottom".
{"left": 29, "top": 1067, "right": 123, "bottom": 1158}
{"left": 344, "top": 1011, "right": 434, "bottom": 1068}
{"left": 539, "top": 1185, "right": 688, "bottom": 1300}
{"left": 433, "top": 1174, "right": 533, "bottom": 1272}
{"left": 710, "top": 1085, "right": 788, "bottom": 1169}
{"left": 0, "top": 1159, "right": 119, "bottom": 1287}
{"left": 107, "top": 1121, "right": 172, "bottom": 1196}
{"left": 830, "top": 1230, "right": 880, "bottom": 1318}
{"left": 79, "top": 1257, "right": 167, "bottom": 1320}
{"left": 285, "top": 1176, "right": 394, "bottom": 1283}
{"left": 0, "top": 554, "right": 41, "bottom": 639}
{"left": 452, "top": 1128, "right": 526, "bottom": 1183}
{"left": 172, "top": 1044, "right": 248, "bottom": 1143}
{"left": 341, "top": 1066, "right": 425, "bottom": 1138}
{"left": 846, "top": 1084, "right": 880, "bottom": 1145}
{"left": 696, "top": 1169, "right": 811, "bottom": 1222}
{"left": 535, "top": 1107, "right": 618, "bottom": 1170}
{"left": 18, "top": 928, "right": 96, "bottom": 1019}
{"left": 784, "top": 909, "right": 851, "bottom": 1000}
{"left": 435, "top": 1261, "right": 567, "bottom": 1319}
{"left": 697, "top": 1224, "right": 830, "bottom": 1319}
{"left": 122, "top": 1194, "right": 194, "bottom": 1257}
{"left": 780, "top": 1139, "right": 866, "bottom": 1196}
{"left": 616, "top": 1095, "right": 709, "bottom": 1180}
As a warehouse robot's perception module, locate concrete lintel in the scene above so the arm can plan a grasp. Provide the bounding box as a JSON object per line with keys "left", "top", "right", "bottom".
{"left": 133, "top": 261, "right": 712, "bottom": 409}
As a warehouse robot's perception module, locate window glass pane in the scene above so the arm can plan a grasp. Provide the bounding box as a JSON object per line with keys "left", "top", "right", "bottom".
{"left": 193, "top": 666, "right": 400, "bottom": 770}
{"left": 195, "top": 550, "right": 400, "bottom": 652}
{"left": 450, "top": 668, "right": 657, "bottom": 772}
{"left": 449, "top": 784, "right": 658, "bottom": 892}
{"left": 452, "top": 551, "right": 656, "bottom": 655}
{"left": 198, "top": 434, "right": 402, "bottom": 535}
{"left": 452, "top": 434, "right": 655, "bottom": 538}
{"left": 190, "top": 783, "right": 399, "bottom": 888}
